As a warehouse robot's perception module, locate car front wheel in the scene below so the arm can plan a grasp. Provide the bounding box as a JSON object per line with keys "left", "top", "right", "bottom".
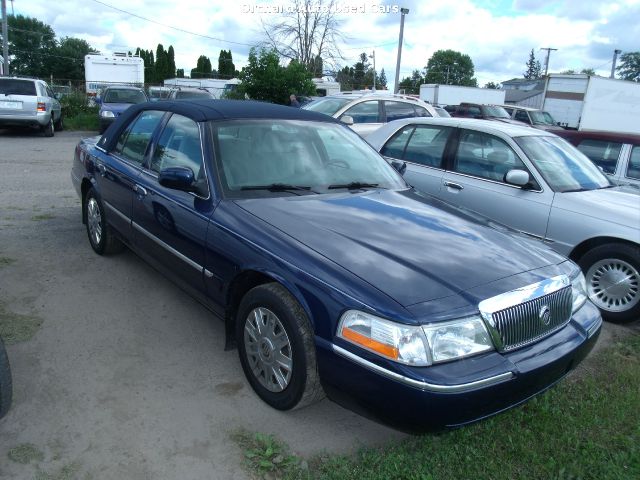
{"left": 236, "top": 283, "right": 324, "bottom": 410}
{"left": 85, "top": 188, "right": 124, "bottom": 255}
{"left": 579, "top": 243, "right": 640, "bottom": 323}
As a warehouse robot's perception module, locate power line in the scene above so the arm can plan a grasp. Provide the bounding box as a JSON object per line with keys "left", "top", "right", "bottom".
{"left": 91, "top": 0, "right": 257, "bottom": 48}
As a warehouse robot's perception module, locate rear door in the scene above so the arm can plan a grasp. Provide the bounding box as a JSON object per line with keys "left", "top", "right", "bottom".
{"left": 0, "top": 78, "right": 37, "bottom": 120}
{"left": 441, "top": 129, "right": 553, "bottom": 239}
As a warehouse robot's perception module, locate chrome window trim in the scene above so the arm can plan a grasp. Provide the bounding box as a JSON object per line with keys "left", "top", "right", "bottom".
{"left": 332, "top": 344, "right": 514, "bottom": 393}
{"left": 445, "top": 170, "right": 544, "bottom": 193}
{"left": 132, "top": 221, "right": 202, "bottom": 272}
{"left": 623, "top": 144, "right": 640, "bottom": 180}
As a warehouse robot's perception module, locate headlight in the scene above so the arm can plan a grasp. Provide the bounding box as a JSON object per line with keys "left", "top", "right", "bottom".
{"left": 422, "top": 317, "right": 494, "bottom": 363}
{"left": 570, "top": 268, "right": 588, "bottom": 313}
{"left": 100, "top": 110, "right": 115, "bottom": 118}
{"left": 337, "top": 311, "right": 494, "bottom": 366}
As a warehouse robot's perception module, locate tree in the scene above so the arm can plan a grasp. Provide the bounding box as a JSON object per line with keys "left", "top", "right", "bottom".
{"left": 167, "top": 46, "right": 176, "bottom": 79}
{"left": 237, "top": 48, "right": 315, "bottom": 104}
{"left": 176, "top": 68, "right": 184, "bottom": 78}
{"left": 398, "top": 70, "right": 423, "bottom": 94}
{"left": 617, "top": 52, "right": 640, "bottom": 82}
{"left": 524, "top": 49, "right": 542, "bottom": 79}
{"left": 218, "top": 50, "right": 235, "bottom": 78}
{"left": 155, "top": 44, "right": 168, "bottom": 83}
{"left": 4, "top": 15, "right": 56, "bottom": 76}
{"left": 191, "top": 55, "right": 213, "bottom": 79}
{"left": 484, "top": 81, "right": 500, "bottom": 89}
{"left": 424, "top": 49, "right": 477, "bottom": 86}
{"left": 50, "top": 37, "right": 95, "bottom": 80}
{"left": 378, "top": 68, "right": 388, "bottom": 89}
{"left": 262, "top": 0, "right": 344, "bottom": 71}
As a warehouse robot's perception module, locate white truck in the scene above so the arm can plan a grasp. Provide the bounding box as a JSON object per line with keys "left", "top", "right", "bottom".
{"left": 419, "top": 84, "right": 505, "bottom": 106}
{"left": 312, "top": 77, "right": 341, "bottom": 96}
{"left": 541, "top": 74, "right": 640, "bottom": 134}
{"left": 84, "top": 53, "right": 144, "bottom": 98}
{"left": 163, "top": 78, "right": 241, "bottom": 98}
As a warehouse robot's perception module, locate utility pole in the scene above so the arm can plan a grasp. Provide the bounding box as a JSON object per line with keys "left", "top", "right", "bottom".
{"left": 540, "top": 47, "right": 557, "bottom": 76}
{"left": 369, "top": 50, "right": 376, "bottom": 91}
{"left": 1, "top": 0, "right": 8, "bottom": 76}
{"left": 393, "top": 7, "right": 409, "bottom": 94}
{"left": 610, "top": 49, "right": 622, "bottom": 78}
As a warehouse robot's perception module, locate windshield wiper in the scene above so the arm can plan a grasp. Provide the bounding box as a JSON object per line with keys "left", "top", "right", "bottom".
{"left": 240, "top": 183, "right": 312, "bottom": 194}
{"left": 327, "top": 182, "right": 381, "bottom": 190}
{"left": 562, "top": 187, "right": 590, "bottom": 193}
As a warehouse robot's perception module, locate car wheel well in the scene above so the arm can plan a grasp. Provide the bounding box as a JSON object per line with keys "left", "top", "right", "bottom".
{"left": 569, "top": 237, "right": 638, "bottom": 263}
{"left": 224, "top": 270, "right": 276, "bottom": 350}
{"left": 81, "top": 179, "right": 93, "bottom": 224}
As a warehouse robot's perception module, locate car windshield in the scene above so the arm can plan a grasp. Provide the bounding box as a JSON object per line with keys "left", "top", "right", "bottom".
{"left": 104, "top": 89, "right": 147, "bottom": 104}
{"left": 530, "top": 110, "right": 555, "bottom": 125}
{"left": 0, "top": 79, "right": 37, "bottom": 95}
{"left": 302, "top": 97, "right": 352, "bottom": 116}
{"left": 175, "top": 90, "right": 212, "bottom": 99}
{"left": 515, "top": 135, "right": 611, "bottom": 192}
{"left": 213, "top": 120, "right": 406, "bottom": 196}
{"left": 482, "top": 106, "right": 511, "bottom": 119}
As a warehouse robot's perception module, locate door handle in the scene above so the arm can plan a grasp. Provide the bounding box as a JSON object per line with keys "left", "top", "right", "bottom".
{"left": 443, "top": 181, "right": 463, "bottom": 191}
{"left": 133, "top": 184, "right": 148, "bottom": 197}
{"left": 96, "top": 163, "right": 106, "bottom": 177}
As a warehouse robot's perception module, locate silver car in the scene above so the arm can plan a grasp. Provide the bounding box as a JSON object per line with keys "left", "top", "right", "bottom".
{"left": 303, "top": 92, "right": 442, "bottom": 138}
{"left": 368, "top": 117, "right": 640, "bottom": 323}
{"left": 0, "top": 77, "right": 63, "bottom": 136}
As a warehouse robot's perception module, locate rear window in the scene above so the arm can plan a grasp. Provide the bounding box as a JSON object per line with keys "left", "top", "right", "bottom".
{"left": 0, "top": 79, "right": 37, "bottom": 96}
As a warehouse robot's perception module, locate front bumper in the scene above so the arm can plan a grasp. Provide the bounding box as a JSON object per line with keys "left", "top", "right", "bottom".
{"left": 317, "top": 301, "right": 602, "bottom": 430}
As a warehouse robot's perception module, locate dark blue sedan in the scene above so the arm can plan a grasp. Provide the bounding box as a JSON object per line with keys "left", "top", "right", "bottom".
{"left": 71, "top": 100, "right": 602, "bottom": 428}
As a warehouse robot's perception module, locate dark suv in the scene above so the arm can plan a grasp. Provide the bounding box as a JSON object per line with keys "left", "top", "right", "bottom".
{"left": 448, "top": 103, "right": 528, "bottom": 126}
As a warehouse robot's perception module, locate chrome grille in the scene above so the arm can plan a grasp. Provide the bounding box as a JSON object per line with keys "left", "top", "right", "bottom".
{"left": 478, "top": 275, "right": 573, "bottom": 353}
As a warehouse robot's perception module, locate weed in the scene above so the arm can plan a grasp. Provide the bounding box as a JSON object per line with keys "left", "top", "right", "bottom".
{"left": 31, "top": 213, "right": 56, "bottom": 221}
{"left": 232, "top": 429, "right": 304, "bottom": 479}
{"left": 0, "top": 303, "right": 43, "bottom": 344}
{"left": 8, "top": 444, "right": 45, "bottom": 464}
{"left": 0, "top": 257, "right": 15, "bottom": 268}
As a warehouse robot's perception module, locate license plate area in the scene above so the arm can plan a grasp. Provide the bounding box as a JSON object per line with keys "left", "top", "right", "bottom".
{"left": 0, "top": 101, "right": 22, "bottom": 109}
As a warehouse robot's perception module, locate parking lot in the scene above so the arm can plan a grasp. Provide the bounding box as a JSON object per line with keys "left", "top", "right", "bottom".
{"left": 0, "top": 130, "right": 406, "bottom": 479}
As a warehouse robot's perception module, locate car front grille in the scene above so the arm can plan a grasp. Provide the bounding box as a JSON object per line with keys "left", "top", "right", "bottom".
{"left": 479, "top": 276, "right": 573, "bottom": 353}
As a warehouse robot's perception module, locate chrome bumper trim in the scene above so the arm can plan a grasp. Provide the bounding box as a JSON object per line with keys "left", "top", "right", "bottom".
{"left": 332, "top": 344, "right": 514, "bottom": 393}
{"left": 586, "top": 314, "right": 603, "bottom": 339}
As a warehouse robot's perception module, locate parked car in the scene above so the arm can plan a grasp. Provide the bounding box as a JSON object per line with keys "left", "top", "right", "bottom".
{"left": 97, "top": 86, "right": 148, "bottom": 133}
{"left": 168, "top": 87, "right": 215, "bottom": 100}
{"left": 500, "top": 105, "right": 564, "bottom": 132}
{"left": 302, "top": 92, "right": 442, "bottom": 137}
{"left": 0, "top": 76, "right": 63, "bottom": 136}
{"left": 0, "top": 336, "right": 12, "bottom": 419}
{"left": 448, "top": 103, "right": 528, "bottom": 126}
{"left": 148, "top": 86, "right": 172, "bottom": 102}
{"left": 554, "top": 129, "right": 640, "bottom": 188}
{"left": 368, "top": 117, "right": 640, "bottom": 323}
{"left": 71, "top": 100, "right": 601, "bottom": 428}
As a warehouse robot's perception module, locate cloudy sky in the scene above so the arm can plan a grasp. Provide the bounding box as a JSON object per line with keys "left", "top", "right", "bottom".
{"left": 11, "top": 0, "right": 640, "bottom": 88}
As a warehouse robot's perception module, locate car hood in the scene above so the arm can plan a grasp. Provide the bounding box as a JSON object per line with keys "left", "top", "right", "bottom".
{"left": 554, "top": 186, "right": 640, "bottom": 228}
{"left": 101, "top": 103, "right": 137, "bottom": 114}
{"left": 234, "top": 189, "right": 562, "bottom": 307}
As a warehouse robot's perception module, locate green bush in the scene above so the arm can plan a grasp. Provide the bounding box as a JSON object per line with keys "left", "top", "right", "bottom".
{"left": 60, "top": 92, "right": 98, "bottom": 118}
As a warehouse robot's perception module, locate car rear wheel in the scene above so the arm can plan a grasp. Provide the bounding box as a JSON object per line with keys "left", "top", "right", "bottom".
{"left": 579, "top": 243, "right": 640, "bottom": 323}
{"left": 85, "top": 188, "right": 124, "bottom": 255}
{"left": 54, "top": 113, "right": 64, "bottom": 131}
{"left": 41, "top": 115, "right": 54, "bottom": 137}
{"left": 236, "top": 283, "right": 324, "bottom": 410}
{"left": 0, "top": 336, "right": 12, "bottom": 419}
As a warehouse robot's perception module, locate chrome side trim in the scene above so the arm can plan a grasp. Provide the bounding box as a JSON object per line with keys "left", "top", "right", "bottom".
{"left": 103, "top": 201, "right": 131, "bottom": 224}
{"left": 132, "top": 222, "right": 202, "bottom": 272}
{"left": 587, "top": 315, "right": 603, "bottom": 339}
{"left": 332, "top": 344, "right": 514, "bottom": 393}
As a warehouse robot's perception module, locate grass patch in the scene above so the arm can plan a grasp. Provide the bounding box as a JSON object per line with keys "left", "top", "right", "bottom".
{"left": 0, "top": 256, "right": 15, "bottom": 268}
{"left": 237, "top": 334, "right": 640, "bottom": 480}
{"left": 64, "top": 112, "right": 99, "bottom": 132}
{"left": 232, "top": 429, "right": 304, "bottom": 478}
{"left": 35, "top": 462, "right": 81, "bottom": 480}
{"left": 0, "top": 303, "right": 43, "bottom": 344}
{"left": 8, "top": 444, "right": 45, "bottom": 464}
{"left": 31, "top": 213, "right": 56, "bottom": 221}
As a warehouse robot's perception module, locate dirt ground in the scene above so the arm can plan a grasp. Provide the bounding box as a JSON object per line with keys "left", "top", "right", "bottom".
{"left": 0, "top": 129, "right": 637, "bottom": 480}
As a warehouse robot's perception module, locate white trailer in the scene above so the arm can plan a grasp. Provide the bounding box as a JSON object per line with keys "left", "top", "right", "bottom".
{"left": 84, "top": 53, "right": 144, "bottom": 97}
{"left": 312, "top": 78, "right": 341, "bottom": 96}
{"left": 163, "top": 77, "right": 241, "bottom": 98}
{"left": 419, "top": 84, "right": 505, "bottom": 106}
{"left": 542, "top": 74, "right": 640, "bottom": 134}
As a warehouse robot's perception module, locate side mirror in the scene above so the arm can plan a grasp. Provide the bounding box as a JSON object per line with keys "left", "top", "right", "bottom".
{"left": 505, "top": 169, "right": 530, "bottom": 187}
{"left": 340, "top": 115, "right": 354, "bottom": 126}
{"left": 390, "top": 160, "right": 407, "bottom": 175}
{"left": 158, "top": 167, "right": 196, "bottom": 192}
{"left": 54, "top": 93, "right": 62, "bottom": 100}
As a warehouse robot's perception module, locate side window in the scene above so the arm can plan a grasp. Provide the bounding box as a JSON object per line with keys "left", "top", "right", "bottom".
{"left": 627, "top": 146, "right": 640, "bottom": 179}
{"left": 414, "top": 106, "right": 432, "bottom": 118}
{"left": 385, "top": 101, "right": 417, "bottom": 122}
{"left": 151, "top": 114, "right": 207, "bottom": 195}
{"left": 114, "top": 111, "right": 164, "bottom": 165}
{"left": 454, "top": 130, "right": 528, "bottom": 182}
{"left": 45, "top": 86, "right": 55, "bottom": 98}
{"left": 576, "top": 139, "right": 622, "bottom": 174}
{"left": 380, "top": 126, "right": 414, "bottom": 159}
{"left": 467, "top": 106, "right": 481, "bottom": 117}
{"left": 404, "top": 126, "right": 453, "bottom": 167}
{"left": 514, "top": 110, "right": 530, "bottom": 123}
{"left": 343, "top": 101, "right": 380, "bottom": 123}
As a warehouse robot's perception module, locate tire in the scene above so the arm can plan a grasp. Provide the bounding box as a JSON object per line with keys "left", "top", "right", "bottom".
{"left": 0, "top": 336, "right": 13, "bottom": 419}
{"left": 236, "top": 283, "right": 324, "bottom": 410}
{"left": 85, "top": 188, "right": 125, "bottom": 255}
{"left": 54, "top": 112, "right": 64, "bottom": 131}
{"left": 579, "top": 243, "right": 640, "bottom": 323}
{"left": 41, "top": 115, "right": 54, "bottom": 137}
